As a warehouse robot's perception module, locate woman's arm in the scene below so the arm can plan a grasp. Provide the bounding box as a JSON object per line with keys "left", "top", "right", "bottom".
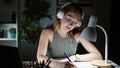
{"left": 74, "top": 32, "right": 103, "bottom": 62}
{"left": 36, "top": 29, "right": 67, "bottom": 68}
{"left": 37, "top": 29, "right": 50, "bottom": 61}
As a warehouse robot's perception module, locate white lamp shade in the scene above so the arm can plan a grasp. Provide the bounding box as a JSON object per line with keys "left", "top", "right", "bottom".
{"left": 80, "top": 27, "right": 97, "bottom": 42}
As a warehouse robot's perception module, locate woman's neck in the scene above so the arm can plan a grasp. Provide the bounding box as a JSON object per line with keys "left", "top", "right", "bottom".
{"left": 57, "top": 29, "right": 68, "bottom": 38}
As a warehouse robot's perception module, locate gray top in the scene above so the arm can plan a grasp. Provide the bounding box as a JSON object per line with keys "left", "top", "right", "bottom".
{"left": 47, "top": 32, "right": 78, "bottom": 59}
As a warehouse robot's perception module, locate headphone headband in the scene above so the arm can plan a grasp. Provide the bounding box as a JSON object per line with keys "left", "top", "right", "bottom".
{"left": 61, "top": 2, "right": 71, "bottom": 9}
{"left": 57, "top": 2, "right": 84, "bottom": 20}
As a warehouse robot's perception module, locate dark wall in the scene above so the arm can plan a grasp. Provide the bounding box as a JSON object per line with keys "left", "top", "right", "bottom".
{"left": 94, "top": 0, "right": 120, "bottom": 65}
{"left": 94, "top": 0, "right": 110, "bottom": 58}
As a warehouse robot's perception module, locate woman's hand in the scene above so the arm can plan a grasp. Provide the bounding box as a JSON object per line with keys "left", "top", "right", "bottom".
{"left": 60, "top": 55, "right": 77, "bottom": 62}
{"left": 64, "top": 62, "right": 77, "bottom": 68}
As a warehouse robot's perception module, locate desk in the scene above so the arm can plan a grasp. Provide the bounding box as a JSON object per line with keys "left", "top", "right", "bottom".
{"left": 73, "top": 62, "right": 94, "bottom": 68}
{"left": 73, "top": 61, "right": 120, "bottom": 68}
{"left": 22, "top": 60, "right": 120, "bottom": 68}
{"left": 111, "top": 61, "right": 120, "bottom": 68}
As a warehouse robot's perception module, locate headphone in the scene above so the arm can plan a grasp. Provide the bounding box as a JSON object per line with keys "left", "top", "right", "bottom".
{"left": 57, "top": 2, "right": 84, "bottom": 20}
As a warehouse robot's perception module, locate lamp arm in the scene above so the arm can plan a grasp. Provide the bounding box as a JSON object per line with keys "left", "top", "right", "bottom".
{"left": 96, "top": 25, "right": 108, "bottom": 63}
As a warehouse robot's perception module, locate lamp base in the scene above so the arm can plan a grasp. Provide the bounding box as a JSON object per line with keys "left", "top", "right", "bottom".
{"left": 91, "top": 60, "right": 112, "bottom": 68}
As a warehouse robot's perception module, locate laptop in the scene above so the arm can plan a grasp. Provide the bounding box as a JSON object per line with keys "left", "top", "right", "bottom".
{"left": 0, "top": 45, "right": 23, "bottom": 68}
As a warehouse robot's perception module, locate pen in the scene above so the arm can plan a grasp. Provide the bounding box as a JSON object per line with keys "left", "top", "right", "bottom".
{"left": 45, "top": 56, "right": 51, "bottom": 66}
{"left": 46, "top": 60, "right": 51, "bottom": 67}
{"left": 46, "top": 57, "right": 50, "bottom": 63}
{"left": 64, "top": 52, "right": 72, "bottom": 62}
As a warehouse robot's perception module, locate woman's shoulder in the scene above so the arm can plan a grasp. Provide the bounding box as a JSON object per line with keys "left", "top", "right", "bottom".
{"left": 42, "top": 28, "right": 54, "bottom": 35}
{"left": 42, "top": 28, "right": 54, "bottom": 43}
{"left": 74, "top": 32, "right": 81, "bottom": 43}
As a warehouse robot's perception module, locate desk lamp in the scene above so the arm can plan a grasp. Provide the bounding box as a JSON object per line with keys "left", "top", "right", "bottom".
{"left": 80, "top": 15, "right": 112, "bottom": 68}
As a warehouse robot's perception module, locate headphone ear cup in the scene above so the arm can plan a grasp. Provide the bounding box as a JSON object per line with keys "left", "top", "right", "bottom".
{"left": 57, "top": 10, "right": 64, "bottom": 19}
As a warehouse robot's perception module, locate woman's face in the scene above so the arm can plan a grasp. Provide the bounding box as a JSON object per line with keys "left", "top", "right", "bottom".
{"left": 60, "top": 11, "right": 82, "bottom": 32}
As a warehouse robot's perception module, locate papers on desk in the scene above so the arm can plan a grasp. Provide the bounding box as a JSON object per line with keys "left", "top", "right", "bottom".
{"left": 73, "top": 62, "right": 97, "bottom": 68}
{"left": 73, "top": 60, "right": 120, "bottom": 68}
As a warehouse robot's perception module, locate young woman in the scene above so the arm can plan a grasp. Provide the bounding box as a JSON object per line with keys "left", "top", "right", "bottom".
{"left": 37, "top": 2, "right": 102, "bottom": 68}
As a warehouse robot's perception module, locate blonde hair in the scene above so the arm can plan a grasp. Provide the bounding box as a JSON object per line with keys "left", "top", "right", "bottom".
{"left": 53, "top": 18, "right": 61, "bottom": 32}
